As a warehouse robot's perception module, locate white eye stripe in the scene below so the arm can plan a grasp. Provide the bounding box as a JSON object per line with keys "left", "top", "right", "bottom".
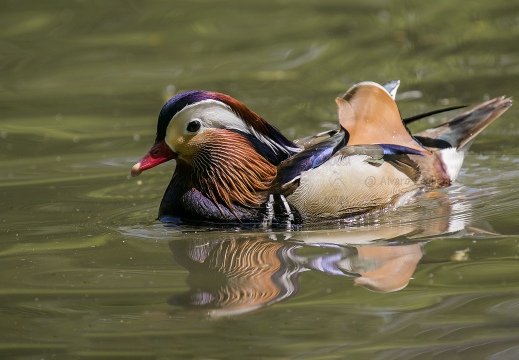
{"left": 164, "top": 98, "right": 300, "bottom": 156}
{"left": 167, "top": 100, "right": 247, "bottom": 138}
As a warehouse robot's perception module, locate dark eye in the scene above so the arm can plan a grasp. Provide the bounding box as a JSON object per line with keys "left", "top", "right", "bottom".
{"left": 186, "top": 119, "right": 201, "bottom": 133}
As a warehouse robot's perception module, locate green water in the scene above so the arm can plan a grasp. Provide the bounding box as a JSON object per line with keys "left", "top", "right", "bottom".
{"left": 2, "top": 1, "right": 519, "bottom": 359}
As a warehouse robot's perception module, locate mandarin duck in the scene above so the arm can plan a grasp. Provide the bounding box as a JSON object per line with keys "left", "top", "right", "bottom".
{"left": 131, "top": 81, "right": 511, "bottom": 225}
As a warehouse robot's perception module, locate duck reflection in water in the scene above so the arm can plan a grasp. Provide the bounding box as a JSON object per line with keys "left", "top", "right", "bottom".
{"left": 166, "top": 191, "right": 494, "bottom": 317}
{"left": 168, "top": 236, "right": 424, "bottom": 317}
{"left": 168, "top": 237, "right": 304, "bottom": 317}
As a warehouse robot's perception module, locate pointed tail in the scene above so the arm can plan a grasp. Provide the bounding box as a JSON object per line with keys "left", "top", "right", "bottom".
{"left": 411, "top": 97, "right": 512, "bottom": 186}
{"left": 414, "top": 96, "right": 512, "bottom": 151}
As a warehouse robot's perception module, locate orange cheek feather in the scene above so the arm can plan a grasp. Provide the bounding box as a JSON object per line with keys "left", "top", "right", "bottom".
{"left": 184, "top": 129, "right": 277, "bottom": 211}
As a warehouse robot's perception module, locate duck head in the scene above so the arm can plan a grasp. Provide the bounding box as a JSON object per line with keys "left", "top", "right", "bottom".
{"left": 131, "top": 90, "right": 299, "bottom": 212}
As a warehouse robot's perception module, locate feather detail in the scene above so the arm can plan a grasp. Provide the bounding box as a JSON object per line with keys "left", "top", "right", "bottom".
{"left": 413, "top": 96, "right": 512, "bottom": 150}
{"left": 336, "top": 82, "right": 430, "bottom": 155}
{"left": 213, "top": 93, "right": 300, "bottom": 155}
{"left": 403, "top": 105, "right": 467, "bottom": 125}
{"left": 187, "top": 129, "right": 277, "bottom": 215}
{"left": 274, "top": 130, "right": 346, "bottom": 193}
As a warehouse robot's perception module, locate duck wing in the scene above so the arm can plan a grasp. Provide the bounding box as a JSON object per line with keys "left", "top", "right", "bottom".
{"left": 274, "top": 138, "right": 419, "bottom": 196}
{"left": 337, "top": 81, "right": 430, "bottom": 155}
{"left": 274, "top": 130, "right": 346, "bottom": 194}
{"left": 293, "top": 129, "right": 339, "bottom": 149}
{"left": 274, "top": 81, "right": 433, "bottom": 196}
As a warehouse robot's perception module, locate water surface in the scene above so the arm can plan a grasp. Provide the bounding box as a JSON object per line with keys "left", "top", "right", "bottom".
{"left": 1, "top": 1, "right": 519, "bottom": 359}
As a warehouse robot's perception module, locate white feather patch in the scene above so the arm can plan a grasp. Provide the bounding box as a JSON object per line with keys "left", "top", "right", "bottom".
{"left": 439, "top": 147, "right": 465, "bottom": 182}
{"left": 169, "top": 99, "right": 297, "bottom": 156}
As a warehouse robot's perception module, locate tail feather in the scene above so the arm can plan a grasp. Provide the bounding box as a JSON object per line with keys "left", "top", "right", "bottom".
{"left": 403, "top": 105, "right": 467, "bottom": 125}
{"left": 414, "top": 97, "right": 512, "bottom": 151}
{"left": 410, "top": 96, "right": 511, "bottom": 186}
